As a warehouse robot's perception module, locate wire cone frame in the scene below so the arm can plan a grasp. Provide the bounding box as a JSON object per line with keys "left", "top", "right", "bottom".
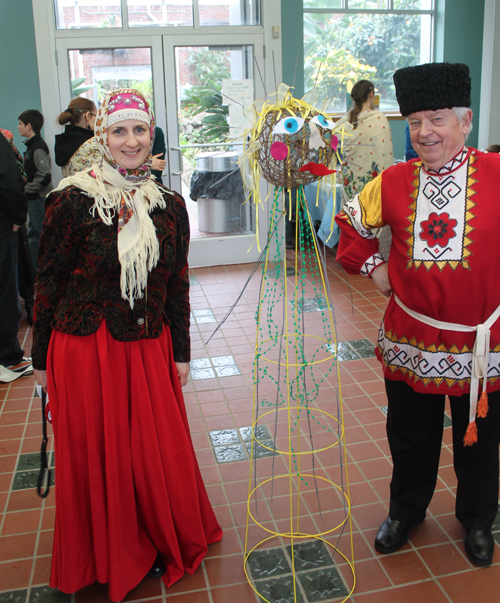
{"left": 243, "top": 184, "right": 356, "bottom": 602}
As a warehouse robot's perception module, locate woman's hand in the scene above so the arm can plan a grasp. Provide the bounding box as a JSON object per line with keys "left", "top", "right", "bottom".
{"left": 34, "top": 369, "right": 48, "bottom": 393}
{"left": 151, "top": 154, "right": 166, "bottom": 172}
{"left": 371, "top": 263, "right": 392, "bottom": 297}
{"left": 175, "top": 362, "right": 190, "bottom": 387}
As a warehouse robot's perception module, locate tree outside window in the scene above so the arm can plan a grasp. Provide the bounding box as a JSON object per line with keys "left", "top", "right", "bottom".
{"left": 304, "top": 0, "right": 434, "bottom": 112}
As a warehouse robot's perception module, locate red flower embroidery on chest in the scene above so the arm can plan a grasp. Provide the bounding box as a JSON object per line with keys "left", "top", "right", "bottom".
{"left": 419, "top": 212, "right": 458, "bottom": 247}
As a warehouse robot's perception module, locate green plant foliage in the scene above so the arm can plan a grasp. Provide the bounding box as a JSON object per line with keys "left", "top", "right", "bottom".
{"left": 181, "top": 48, "right": 231, "bottom": 144}
{"left": 304, "top": 0, "right": 424, "bottom": 111}
{"left": 71, "top": 77, "right": 94, "bottom": 98}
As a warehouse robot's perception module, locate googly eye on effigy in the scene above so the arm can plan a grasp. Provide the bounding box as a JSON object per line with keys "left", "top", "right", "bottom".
{"left": 310, "top": 115, "right": 336, "bottom": 130}
{"left": 272, "top": 116, "right": 305, "bottom": 136}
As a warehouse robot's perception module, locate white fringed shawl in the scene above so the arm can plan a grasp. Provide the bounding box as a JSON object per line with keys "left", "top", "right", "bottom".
{"left": 54, "top": 160, "right": 167, "bottom": 309}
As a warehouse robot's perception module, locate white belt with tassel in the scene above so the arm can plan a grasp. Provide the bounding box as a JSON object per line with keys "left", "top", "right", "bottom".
{"left": 393, "top": 295, "right": 500, "bottom": 445}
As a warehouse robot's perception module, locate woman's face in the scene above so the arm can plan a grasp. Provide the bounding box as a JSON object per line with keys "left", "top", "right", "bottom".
{"left": 87, "top": 111, "right": 97, "bottom": 131}
{"left": 107, "top": 119, "right": 151, "bottom": 170}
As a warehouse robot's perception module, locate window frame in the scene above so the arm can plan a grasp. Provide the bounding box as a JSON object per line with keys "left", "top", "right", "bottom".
{"left": 303, "top": 0, "right": 436, "bottom": 116}
{"left": 53, "top": 0, "right": 262, "bottom": 32}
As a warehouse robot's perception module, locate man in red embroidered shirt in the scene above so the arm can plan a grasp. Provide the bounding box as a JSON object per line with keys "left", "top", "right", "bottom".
{"left": 336, "top": 62, "right": 500, "bottom": 567}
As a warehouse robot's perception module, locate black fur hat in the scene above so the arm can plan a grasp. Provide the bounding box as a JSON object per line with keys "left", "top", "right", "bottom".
{"left": 393, "top": 63, "right": 471, "bottom": 116}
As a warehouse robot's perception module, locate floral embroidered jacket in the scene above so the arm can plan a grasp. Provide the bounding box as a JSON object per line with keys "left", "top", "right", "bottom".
{"left": 335, "top": 147, "right": 500, "bottom": 396}
{"left": 32, "top": 184, "right": 190, "bottom": 370}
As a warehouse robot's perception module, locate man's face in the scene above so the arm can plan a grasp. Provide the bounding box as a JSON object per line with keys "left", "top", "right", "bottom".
{"left": 408, "top": 108, "right": 472, "bottom": 171}
{"left": 17, "top": 121, "right": 32, "bottom": 138}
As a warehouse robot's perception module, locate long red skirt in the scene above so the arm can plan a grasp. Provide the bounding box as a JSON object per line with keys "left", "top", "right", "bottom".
{"left": 47, "top": 322, "right": 222, "bottom": 602}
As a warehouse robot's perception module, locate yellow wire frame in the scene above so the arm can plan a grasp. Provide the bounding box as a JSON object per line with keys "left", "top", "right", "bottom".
{"left": 244, "top": 533, "right": 356, "bottom": 603}
{"left": 244, "top": 190, "right": 280, "bottom": 561}
{"left": 247, "top": 473, "right": 351, "bottom": 537}
{"left": 302, "top": 193, "right": 356, "bottom": 577}
{"left": 256, "top": 332, "right": 336, "bottom": 367}
{"left": 250, "top": 405, "right": 344, "bottom": 456}
{"left": 243, "top": 189, "right": 356, "bottom": 602}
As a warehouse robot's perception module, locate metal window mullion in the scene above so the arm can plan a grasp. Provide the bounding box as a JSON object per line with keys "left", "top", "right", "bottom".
{"left": 193, "top": 0, "right": 200, "bottom": 29}
{"left": 121, "top": 0, "right": 129, "bottom": 30}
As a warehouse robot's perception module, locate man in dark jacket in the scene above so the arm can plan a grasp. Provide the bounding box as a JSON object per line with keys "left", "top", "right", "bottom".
{"left": 18, "top": 109, "right": 52, "bottom": 272}
{"left": 0, "top": 132, "right": 33, "bottom": 382}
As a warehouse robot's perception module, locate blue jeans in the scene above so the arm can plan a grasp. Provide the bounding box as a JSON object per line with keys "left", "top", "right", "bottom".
{"left": 0, "top": 231, "right": 24, "bottom": 366}
{"left": 27, "top": 197, "right": 45, "bottom": 273}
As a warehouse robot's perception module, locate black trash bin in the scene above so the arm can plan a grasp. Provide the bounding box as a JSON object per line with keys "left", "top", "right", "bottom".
{"left": 190, "top": 151, "right": 250, "bottom": 233}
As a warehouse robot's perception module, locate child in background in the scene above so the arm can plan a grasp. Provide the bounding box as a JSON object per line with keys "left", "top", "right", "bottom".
{"left": 485, "top": 144, "right": 500, "bottom": 153}
{"left": 18, "top": 110, "right": 52, "bottom": 272}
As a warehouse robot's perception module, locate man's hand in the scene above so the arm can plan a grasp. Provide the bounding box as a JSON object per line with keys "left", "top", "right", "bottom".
{"left": 151, "top": 154, "right": 166, "bottom": 172}
{"left": 175, "top": 362, "right": 190, "bottom": 387}
{"left": 34, "top": 369, "right": 48, "bottom": 393}
{"left": 371, "top": 263, "right": 392, "bottom": 297}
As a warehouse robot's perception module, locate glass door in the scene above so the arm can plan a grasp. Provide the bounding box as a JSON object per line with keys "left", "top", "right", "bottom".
{"left": 163, "top": 34, "right": 268, "bottom": 267}
{"left": 55, "top": 36, "right": 168, "bottom": 176}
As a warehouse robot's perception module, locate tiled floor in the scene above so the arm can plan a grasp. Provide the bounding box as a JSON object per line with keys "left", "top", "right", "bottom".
{"left": 1, "top": 247, "right": 500, "bottom": 603}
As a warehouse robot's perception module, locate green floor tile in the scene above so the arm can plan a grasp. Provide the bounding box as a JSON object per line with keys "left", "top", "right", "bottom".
{"left": 13, "top": 469, "right": 54, "bottom": 491}
{"left": 298, "top": 566, "right": 349, "bottom": 602}
{"left": 209, "top": 429, "right": 240, "bottom": 446}
{"left": 245, "top": 440, "right": 275, "bottom": 459}
{"left": 213, "top": 444, "right": 247, "bottom": 463}
{"left": 17, "top": 453, "right": 41, "bottom": 471}
{"left": 28, "top": 586, "right": 70, "bottom": 602}
{"left": 240, "top": 424, "right": 272, "bottom": 442}
{"left": 254, "top": 575, "right": 304, "bottom": 603}
{"left": 348, "top": 338, "right": 373, "bottom": 350}
{"left": 12, "top": 471, "right": 39, "bottom": 491}
{"left": 248, "top": 548, "right": 291, "bottom": 580}
{"left": 338, "top": 349, "right": 359, "bottom": 362}
{"left": 0, "top": 591, "right": 28, "bottom": 603}
{"left": 285, "top": 540, "right": 333, "bottom": 572}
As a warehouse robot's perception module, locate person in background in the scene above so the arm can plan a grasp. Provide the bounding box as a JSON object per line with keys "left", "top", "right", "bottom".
{"left": 485, "top": 144, "right": 500, "bottom": 153}
{"left": 54, "top": 97, "right": 99, "bottom": 177}
{"left": 32, "top": 88, "right": 222, "bottom": 602}
{"left": 0, "top": 131, "right": 32, "bottom": 383}
{"left": 404, "top": 122, "right": 418, "bottom": 161}
{"left": 151, "top": 125, "right": 167, "bottom": 184}
{"left": 18, "top": 109, "right": 52, "bottom": 273}
{"left": 0, "top": 129, "right": 35, "bottom": 326}
{"left": 336, "top": 62, "right": 500, "bottom": 568}
{"left": 340, "top": 79, "right": 393, "bottom": 259}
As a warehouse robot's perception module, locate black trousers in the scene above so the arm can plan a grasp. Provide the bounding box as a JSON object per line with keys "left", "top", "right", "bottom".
{"left": 385, "top": 379, "right": 500, "bottom": 530}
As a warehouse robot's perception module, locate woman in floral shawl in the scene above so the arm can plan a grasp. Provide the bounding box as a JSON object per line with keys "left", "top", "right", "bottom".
{"left": 339, "top": 80, "right": 393, "bottom": 258}
{"left": 32, "top": 89, "right": 222, "bottom": 602}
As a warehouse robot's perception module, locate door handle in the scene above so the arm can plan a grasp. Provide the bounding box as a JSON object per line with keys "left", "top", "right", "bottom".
{"left": 170, "top": 147, "right": 183, "bottom": 176}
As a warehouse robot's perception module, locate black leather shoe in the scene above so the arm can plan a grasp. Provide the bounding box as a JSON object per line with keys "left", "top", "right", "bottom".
{"left": 374, "top": 516, "right": 421, "bottom": 554}
{"left": 146, "top": 555, "right": 166, "bottom": 578}
{"left": 464, "top": 529, "right": 494, "bottom": 567}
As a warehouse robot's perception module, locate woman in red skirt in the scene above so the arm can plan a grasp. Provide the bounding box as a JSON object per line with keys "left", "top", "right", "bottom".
{"left": 32, "top": 89, "right": 222, "bottom": 602}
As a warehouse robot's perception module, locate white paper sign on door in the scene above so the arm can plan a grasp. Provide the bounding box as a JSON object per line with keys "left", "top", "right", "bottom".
{"left": 221, "top": 79, "right": 254, "bottom": 107}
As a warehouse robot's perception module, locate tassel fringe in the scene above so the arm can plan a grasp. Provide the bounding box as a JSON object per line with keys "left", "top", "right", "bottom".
{"left": 477, "top": 390, "right": 489, "bottom": 418}
{"left": 463, "top": 421, "right": 478, "bottom": 446}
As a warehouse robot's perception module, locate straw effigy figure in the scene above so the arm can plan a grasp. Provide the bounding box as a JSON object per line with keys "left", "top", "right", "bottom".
{"left": 235, "top": 84, "right": 357, "bottom": 602}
